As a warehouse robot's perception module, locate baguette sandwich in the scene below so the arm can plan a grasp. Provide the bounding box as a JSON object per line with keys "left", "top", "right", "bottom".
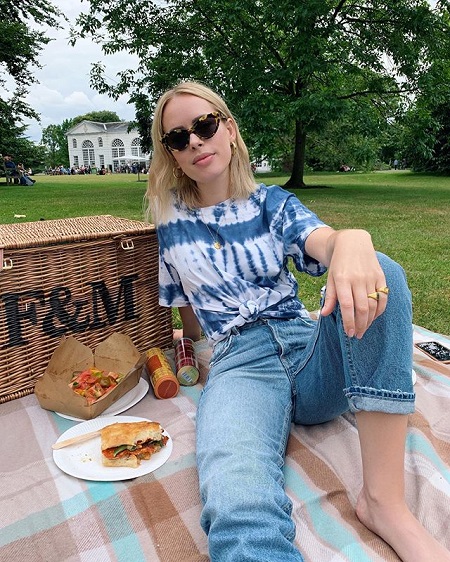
{"left": 101, "top": 421, "right": 168, "bottom": 468}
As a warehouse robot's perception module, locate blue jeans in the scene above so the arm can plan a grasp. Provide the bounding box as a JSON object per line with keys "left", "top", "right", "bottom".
{"left": 196, "top": 253, "right": 414, "bottom": 561}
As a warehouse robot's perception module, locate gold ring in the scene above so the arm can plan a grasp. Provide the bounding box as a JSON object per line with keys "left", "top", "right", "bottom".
{"left": 368, "top": 292, "right": 380, "bottom": 301}
{"left": 376, "top": 286, "right": 389, "bottom": 295}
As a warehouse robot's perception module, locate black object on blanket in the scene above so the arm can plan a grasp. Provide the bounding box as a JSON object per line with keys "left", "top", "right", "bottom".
{"left": 415, "top": 341, "right": 450, "bottom": 363}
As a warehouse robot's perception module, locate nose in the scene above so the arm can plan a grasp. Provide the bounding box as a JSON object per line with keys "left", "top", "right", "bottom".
{"left": 189, "top": 132, "right": 204, "bottom": 148}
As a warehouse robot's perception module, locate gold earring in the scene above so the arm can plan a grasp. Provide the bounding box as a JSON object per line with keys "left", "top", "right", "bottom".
{"left": 173, "top": 167, "right": 184, "bottom": 179}
{"left": 230, "top": 141, "right": 237, "bottom": 156}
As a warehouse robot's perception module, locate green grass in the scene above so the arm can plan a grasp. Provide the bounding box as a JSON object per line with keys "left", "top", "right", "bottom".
{"left": 0, "top": 173, "right": 149, "bottom": 223}
{"left": 1, "top": 170, "right": 449, "bottom": 336}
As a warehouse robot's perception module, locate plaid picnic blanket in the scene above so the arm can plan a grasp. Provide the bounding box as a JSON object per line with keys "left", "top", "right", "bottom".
{"left": 0, "top": 325, "right": 449, "bottom": 562}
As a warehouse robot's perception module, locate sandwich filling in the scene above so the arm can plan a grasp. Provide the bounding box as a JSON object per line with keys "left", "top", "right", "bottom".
{"left": 101, "top": 421, "right": 168, "bottom": 465}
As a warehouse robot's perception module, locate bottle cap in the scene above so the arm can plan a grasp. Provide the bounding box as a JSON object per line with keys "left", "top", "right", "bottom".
{"left": 177, "top": 365, "right": 199, "bottom": 386}
{"left": 155, "top": 376, "right": 179, "bottom": 399}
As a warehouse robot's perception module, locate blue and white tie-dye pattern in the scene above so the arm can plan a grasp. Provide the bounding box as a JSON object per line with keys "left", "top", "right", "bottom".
{"left": 157, "top": 183, "right": 328, "bottom": 343}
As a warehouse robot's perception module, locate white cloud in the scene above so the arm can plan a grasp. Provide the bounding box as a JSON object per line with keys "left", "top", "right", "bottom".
{"left": 23, "top": 0, "right": 139, "bottom": 142}
{"left": 64, "top": 91, "right": 93, "bottom": 107}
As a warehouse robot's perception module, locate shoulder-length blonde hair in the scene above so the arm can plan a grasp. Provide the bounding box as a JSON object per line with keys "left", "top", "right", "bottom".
{"left": 146, "top": 81, "right": 256, "bottom": 224}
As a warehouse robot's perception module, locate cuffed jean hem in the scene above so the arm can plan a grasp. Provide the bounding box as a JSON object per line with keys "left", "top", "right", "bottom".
{"left": 345, "top": 386, "right": 415, "bottom": 414}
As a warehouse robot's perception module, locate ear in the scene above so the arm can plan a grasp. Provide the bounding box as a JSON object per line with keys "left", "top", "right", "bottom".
{"left": 225, "top": 117, "right": 237, "bottom": 143}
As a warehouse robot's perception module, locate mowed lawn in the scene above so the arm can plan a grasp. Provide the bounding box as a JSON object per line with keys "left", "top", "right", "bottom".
{"left": 1, "top": 170, "right": 449, "bottom": 336}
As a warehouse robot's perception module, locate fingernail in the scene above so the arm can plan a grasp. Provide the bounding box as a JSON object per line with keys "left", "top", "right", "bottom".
{"left": 348, "top": 329, "right": 355, "bottom": 338}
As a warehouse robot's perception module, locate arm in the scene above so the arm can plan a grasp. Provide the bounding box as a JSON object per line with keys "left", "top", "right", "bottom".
{"left": 178, "top": 306, "right": 202, "bottom": 341}
{"left": 305, "top": 227, "right": 387, "bottom": 339}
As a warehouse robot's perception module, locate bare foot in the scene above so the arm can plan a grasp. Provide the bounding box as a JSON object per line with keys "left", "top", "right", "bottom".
{"left": 356, "top": 489, "right": 450, "bottom": 562}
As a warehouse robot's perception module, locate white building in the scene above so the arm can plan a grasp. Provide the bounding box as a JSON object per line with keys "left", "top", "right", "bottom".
{"left": 252, "top": 157, "right": 272, "bottom": 173}
{"left": 66, "top": 120, "right": 150, "bottom": 172}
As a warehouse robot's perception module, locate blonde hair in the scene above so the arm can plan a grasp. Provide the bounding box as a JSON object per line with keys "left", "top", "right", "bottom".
{"left": 146, "top": 81, "right": 256, "bottom": 224}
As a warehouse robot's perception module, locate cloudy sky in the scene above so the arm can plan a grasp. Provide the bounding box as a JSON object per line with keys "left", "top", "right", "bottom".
{"left": 24, "top": 0, "right": 139, "bottom": 142}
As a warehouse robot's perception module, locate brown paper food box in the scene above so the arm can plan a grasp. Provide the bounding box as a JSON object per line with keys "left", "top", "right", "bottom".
{"left": 34, "top": 332, "right": 146, "bottom": 420}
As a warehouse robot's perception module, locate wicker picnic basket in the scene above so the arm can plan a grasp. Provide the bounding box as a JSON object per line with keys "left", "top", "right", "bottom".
{"left": 0, "top": 215, "right": 173, "bottom": 403}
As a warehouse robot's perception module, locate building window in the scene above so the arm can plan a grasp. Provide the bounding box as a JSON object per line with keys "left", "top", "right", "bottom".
{"left": 72, "top": 138, "right": 77, "bottom": 148}
{"left": 82, "top": 139, "right": 95, "bottom": 167}
{"left": 98, "top": 137, "right": 103, "bottom": 147}
{"left": 73, "top": 155, "right": 79, "bottom": 167}
{"left": 99, "top": 155, "right": 105, "bottom": 167}
{"left": 112, "top": 138, "right": 125, "bottom": 158}
{"left": 131, "top": 137, "right": 143, "bottom": 157}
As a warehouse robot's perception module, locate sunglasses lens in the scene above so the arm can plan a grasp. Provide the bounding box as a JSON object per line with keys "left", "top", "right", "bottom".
{"left": 166, "top": 129, "right": 190, "bottom": 151}
{"left": 193, "top": 114, "right": 220, "bottom": 139}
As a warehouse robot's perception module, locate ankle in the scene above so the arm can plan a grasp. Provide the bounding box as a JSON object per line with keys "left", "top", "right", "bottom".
{"left": 356, "top": 490, "right": 450, "bottom": 562}
{"left": 358, "top": 486, "right": 404, "bottom": 509}
{"left": 356, "top": 488, "right": 410, "bottom": 530}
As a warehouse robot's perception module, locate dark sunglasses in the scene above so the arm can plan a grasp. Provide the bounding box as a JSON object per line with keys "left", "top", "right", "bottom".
{"left": 161, "top": 111, "right": 226, "bottom": 151}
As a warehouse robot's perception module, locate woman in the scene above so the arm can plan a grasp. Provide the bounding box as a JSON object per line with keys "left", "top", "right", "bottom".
{"left": 146, "top": 81, "right": 449, "bottom": 562}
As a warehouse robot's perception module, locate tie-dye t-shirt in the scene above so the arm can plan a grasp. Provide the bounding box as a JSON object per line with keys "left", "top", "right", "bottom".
{"left": 157, "top": 183, "right": 328, "bottom": 343}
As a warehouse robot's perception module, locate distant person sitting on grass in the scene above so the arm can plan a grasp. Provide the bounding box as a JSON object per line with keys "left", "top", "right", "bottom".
{"left": 338, "top": 163, "right": 354, "bottom": 172}
{"left": 18, "top": 163, "right": 36, "bottom": 186}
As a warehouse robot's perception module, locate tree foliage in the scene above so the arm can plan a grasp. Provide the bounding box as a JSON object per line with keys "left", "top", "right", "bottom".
{"left": 0, "top": 0, "right": 63, "bottom": 159}
{"left": 72, "top": 0, "right": 450, "bottom": 186}
{"left": 41, "top": 120, "right": 73, "bottom": 168}
{"left": 305, "top": 99, "right": 390, "bottom": 172}
{"left": 0, "top": 0, "right": 62, "bottom": 85}
{"left": 393, "top": 58, "right": 450, "bottom": 173}
{"left": 71, "top": 110, "right": 121, "bottom": 126}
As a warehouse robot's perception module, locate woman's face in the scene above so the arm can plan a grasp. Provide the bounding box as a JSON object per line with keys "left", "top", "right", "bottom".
{"left": 162, "top": 94, "right": 236, "bottom": 196}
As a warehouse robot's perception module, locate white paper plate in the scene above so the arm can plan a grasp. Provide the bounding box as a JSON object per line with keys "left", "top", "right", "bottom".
{"left": 53, "top": 415, "right": 172, "bottom": 481}
{"left": 55, "top": 378, "right": 149, "bottom": 421}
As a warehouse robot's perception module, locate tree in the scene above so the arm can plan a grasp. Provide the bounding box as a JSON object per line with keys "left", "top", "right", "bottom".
{"left": 41, "top": 119, "right": 74, "bottom": 168}
{"left": 0, "top": 93, "right": 30, "bottom": 151}
{"left": 72, "top": 0, "right": 450, "bottom": 188}
{"left": 0, "top": 0, "right": 63, "bottom": 158}
{"left": 393, "top": 58, "right": 450, "bottom": 173}
{"left": 73, "top": 0, "right": 450, "bottom": 187}
{"left": 0, "top": 0, "right": 63, "bottom": 86}
{"left": 0, "top": 91, "right": 45, "bottom": 170}
{"left": 71, "top": 110, "right": 121, "bottom": 126}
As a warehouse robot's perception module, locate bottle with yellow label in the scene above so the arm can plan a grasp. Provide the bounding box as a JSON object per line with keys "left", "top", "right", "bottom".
{"left": 146, "top": 347, "right": 179, "bottom": 399}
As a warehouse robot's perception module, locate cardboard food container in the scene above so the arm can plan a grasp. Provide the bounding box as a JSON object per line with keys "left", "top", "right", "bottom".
{"left": 35, "top": 332, "right": 146, "bottom": 420}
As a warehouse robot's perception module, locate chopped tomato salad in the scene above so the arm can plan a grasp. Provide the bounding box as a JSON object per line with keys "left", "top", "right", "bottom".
{"left": 69, "top": 368, "right": 126, "bottom": 405}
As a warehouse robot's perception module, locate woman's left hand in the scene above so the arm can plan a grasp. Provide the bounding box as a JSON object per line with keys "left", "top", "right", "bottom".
{"left": 307, "top": 228, "right": 387, "bottom": 339}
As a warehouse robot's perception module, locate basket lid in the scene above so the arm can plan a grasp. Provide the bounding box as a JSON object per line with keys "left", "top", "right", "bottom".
{"left": 0, "top": 215, "right": 155, "bottom": 250}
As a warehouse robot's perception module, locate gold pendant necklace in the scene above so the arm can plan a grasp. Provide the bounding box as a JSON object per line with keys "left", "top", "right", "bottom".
{"left": 200, "top": 200, "right": 232, "bottom": 250}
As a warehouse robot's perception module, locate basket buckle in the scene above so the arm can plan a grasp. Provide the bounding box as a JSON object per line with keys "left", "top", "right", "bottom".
{"left": 120, "top": 239, "right": 135, "bottom": 250}
{"left": 2, "top": 258, "right": 13, "bottom": 270}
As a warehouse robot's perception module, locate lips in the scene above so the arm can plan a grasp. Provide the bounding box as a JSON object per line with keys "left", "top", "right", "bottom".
{"left": 193, "top": 152, "right": 214, "bottom": 165}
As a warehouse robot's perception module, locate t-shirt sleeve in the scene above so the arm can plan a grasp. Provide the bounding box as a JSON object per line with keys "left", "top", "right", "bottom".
{"left": 281, "top": 193, "right": 328, "bottom": 276}
{"left": 157, "top": 228, "right": 191, "bottom": 308}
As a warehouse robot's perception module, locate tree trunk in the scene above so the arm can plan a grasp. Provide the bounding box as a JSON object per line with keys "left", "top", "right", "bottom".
{"left": 284, "top": 119, "right": 306, "bottom": 189}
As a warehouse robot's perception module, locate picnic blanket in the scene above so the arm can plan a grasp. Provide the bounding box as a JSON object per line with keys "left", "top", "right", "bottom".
{"left": 0, "top": 325, "right": 449, "bottom": 562}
